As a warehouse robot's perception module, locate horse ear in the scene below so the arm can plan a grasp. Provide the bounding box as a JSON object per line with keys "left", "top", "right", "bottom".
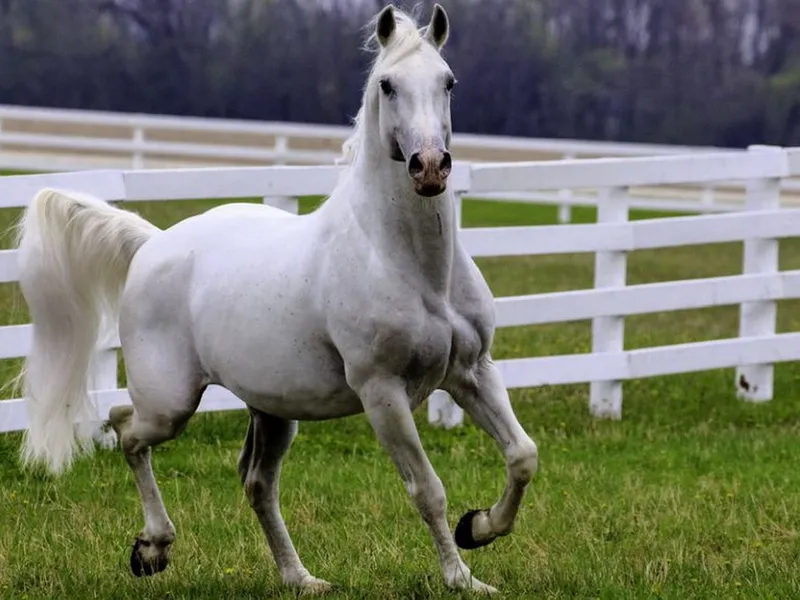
{"left": 425, "top": 4, "right": 449, "bottom": 49}
{"left": 376, "top": 5, "right": 396, "bottom": 47}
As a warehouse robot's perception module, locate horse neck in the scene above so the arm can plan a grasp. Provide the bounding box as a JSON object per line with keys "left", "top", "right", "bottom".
{"left": 348, "top": 128, "right": 456, "bottom": 294}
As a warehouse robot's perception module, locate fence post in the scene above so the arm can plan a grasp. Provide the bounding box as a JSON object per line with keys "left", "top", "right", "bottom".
{"left": 428, "top": 192, "right": 465, "bottom": 428}
{"left": 589, "top": 186, "right": 629, "bottom": 419}
{"left": 263, "top": 195, "right": 299, "bottom": 214}
{"left": 557, "top": 153, "right": 575, "bottom": 223}
{"left": 274, "top": 135, "right": 288, "bottom": 165}
{"left": 736, "top": 145, "right": 782, "bottom": 401}
{"left": 454, "top": 190, "right": 463, "bottom": 227}
{"left": 132, "top": 127, "right": 145, "bottom": 169}
{"left": 701, "top": 185, "right": 715, "bottom": 208}
{"left": 88, "top": 319, "right": 119, "bottom": 449}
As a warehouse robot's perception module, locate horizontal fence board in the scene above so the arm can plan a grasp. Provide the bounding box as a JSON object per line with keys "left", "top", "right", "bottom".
{"left": 461, "top": 223, "right": 629, "bottom": 257}
{"left": 0, "top": 171, "right": 126, "bottom": 208}
{"left": 470, "top": 192, "right": 749, "bottom": 214}
{"left": 786, "top": 148, "right": 800, "bottom": 176}
{"left": 498, "top": 332, "right": 800, "bottom": 388}
{"left": 495, "top": 271, "right": 800, "bottom": 326}
{"left": 0, "top": 104, "right": 354, "bottom": 140}
{"left": 462, "top": 209, "right": 800, "bottom": 257}
{"left": 632, "top": 209, "right": 800, "bottom": 249}
{"left": 0, "top": 103, "right": 728, "bottom": 158}
{"left": 0, "top": 132, "right": 337, "bottom": 165}
{"left": 0, "top": 325, "right": 34, "bottom": 360}
{"left": 121, "top": 166, "right": 344, "bottom": 200}
{"left": 470, "top": 152, "right": 787, "bottom": 192}
{"left": 124, "top": 163, "right": 473, "bottom": 200}
{"left": 0, "top": 271, "right": 798, "bottom": 362}
{"left": 0, "top": 385, "right": 246, "bottom": 434}
{"left": 3, "top": 333, "right": 800, "bottom": 432}
{"left": 0, "top": 250, "right": 18, "bottom": 283}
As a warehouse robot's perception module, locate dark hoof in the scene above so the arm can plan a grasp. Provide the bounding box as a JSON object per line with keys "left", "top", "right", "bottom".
{"left": 454, "top": 509, "right": 495, "bottom": 550}
{"left": 130, "top": 537, "right": 170, "bottom": 577}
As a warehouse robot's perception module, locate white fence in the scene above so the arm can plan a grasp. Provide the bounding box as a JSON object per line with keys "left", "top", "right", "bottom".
{"left": 1, "top": 145, "right": 800, "bottom": 433}
{"left": 6, "top": 104, "right": 800, "bottom": 220}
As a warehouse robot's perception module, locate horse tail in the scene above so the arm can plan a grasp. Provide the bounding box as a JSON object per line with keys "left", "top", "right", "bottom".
{"left": 14, "top": 188, "right": 160, "bottom": 475}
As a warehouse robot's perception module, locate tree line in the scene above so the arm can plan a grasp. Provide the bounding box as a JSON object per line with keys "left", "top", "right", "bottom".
{"left": 1, "top": 0, "right": 799, "bottom": 148}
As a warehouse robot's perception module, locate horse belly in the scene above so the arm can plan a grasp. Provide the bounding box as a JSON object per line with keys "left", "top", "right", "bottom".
{"left": 224, "top": 354, "right": 363, "bottom": 421}
{"left": 192, "top": 276, "right": 362, "bottom": 420}
{"left": 213, "top": 329, "right": 362, "bottom": 420}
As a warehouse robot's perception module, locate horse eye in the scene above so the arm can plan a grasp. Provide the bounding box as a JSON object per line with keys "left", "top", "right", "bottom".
{"left": 445, "top": 77, "right": 456, "bottom": 92}
{"left": 380, "top": 79, "right": 394, "bottom": 96}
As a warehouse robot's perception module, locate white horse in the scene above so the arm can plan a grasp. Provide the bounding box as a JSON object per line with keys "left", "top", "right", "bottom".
{"left": 14, "top": 4, "right": 538, "bottom": 595}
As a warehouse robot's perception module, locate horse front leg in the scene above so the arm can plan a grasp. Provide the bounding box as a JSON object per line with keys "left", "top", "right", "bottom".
{"left": 448, "top": 356, "right": 539, "bottom": 550}
{"left": 357, "top": 377, "right": 498, "bottom": 594}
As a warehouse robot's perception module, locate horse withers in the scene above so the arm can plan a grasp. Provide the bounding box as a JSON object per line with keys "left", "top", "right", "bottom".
{"left": 15, "top": 4, "right": 538, "bottom": 595}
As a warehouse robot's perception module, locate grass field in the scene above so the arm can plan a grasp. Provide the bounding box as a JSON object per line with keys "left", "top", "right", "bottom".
{"left": 2, "top": 183, "right": 800, "bottom": 599}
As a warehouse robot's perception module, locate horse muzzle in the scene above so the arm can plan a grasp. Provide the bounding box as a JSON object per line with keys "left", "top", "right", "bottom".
{"left": 405, "top": 143, "right": 452, "bottom": 198}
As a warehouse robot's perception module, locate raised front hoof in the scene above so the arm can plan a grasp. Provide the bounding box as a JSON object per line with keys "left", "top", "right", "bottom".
{"left": 130, "top": 537, "right": 170, "bottom": 577}
{"left": 454, "top": 509, "right": 498, "bottom": 550}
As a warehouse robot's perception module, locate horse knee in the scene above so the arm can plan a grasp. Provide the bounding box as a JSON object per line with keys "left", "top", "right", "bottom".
{"left": 508, "top": 440, "right": 538, "bottom": 487}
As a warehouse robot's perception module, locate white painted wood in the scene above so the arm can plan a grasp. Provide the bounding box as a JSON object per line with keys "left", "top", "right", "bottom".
{"left": 495, "top": 270, "right": 800, "bottom": 326}
{"left": 87, "top": 346, "right": 119, "bottom": 449}
{"left": 131, "top": 128, "right": 145, "bottom": 169}
{"left": 786, "top": 147, "right": 800, "bottom": 176}
{"left": 1, "top": 268, "right": 798, "bottom": 365}
{"left": 0, "top": 131, "right": 338, "bottom": 165}
{"left": 632, "top": 208, "right": 800, "bottom": 249}
{"left": 459, "top": 208, "right": 800, "bottom": 258}
{"left": 0, "top": 102, "right": 729, "bottom": 160}
{"left": 557, "top": 153, "right": 575, "bottom": 223}
{"left": 590, "top": 187, "right": 629, "bottom": 419}
{"left": 2, "top": 147, "right": 800, "bottom": 434}
{"left": 470, "top": 152, "right": 788, "bottom": 193}
{"left": 0, "top": 325, "right": 34, "bottom": 359}
{"left": 557, "top": 188, "right": 572, "bottom": 223}
{"left": 122, "top": 166, "right": 343, "bottom": 199}
{"left": 119, "top": 162, "right": 471, "bottom": 202}
{"left": 494, "top": 332, "right": 800, "bottom": 389}
{"left": 0, "top": 170, "right": 126, "bottom": 208}
{"left": 0, "top": 251, "right": 18, "bottom": 283}
{"left": 263, "top": 196, "right": 299, "bottom": 214}
{"left": 736, "top": 146, "right": 782, "bottom": 401}
{"left": 427, "top": 390, "right": 464, "bottom": 429}
{"left": 454, "top": 192, "right": 463, "bottom": 227}
{"left": 8, "top": 330, "right": 799, "bottom": 434}
{"left": 471, "top": 190, "right": 754, "bottom": 215}
{"left": 273, "top": 136, "right": 289, "bottom": 166}
{"left": 0, "top": 386, "right": 247, "bottom": 434}
{"left": 460, "top": 223, "right": 630, "bottom": 257}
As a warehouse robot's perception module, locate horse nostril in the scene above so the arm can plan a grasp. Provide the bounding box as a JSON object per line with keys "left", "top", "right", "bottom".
{"left": 439, "top": 152, "right": 452, "bottom": 173}
{"left": 408, "top": 153, "right": 424, "bottom": 177}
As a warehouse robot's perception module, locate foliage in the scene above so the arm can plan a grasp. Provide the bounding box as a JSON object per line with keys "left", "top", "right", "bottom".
{"left": 2, "top": 0, "right": 800, "bottom": 147}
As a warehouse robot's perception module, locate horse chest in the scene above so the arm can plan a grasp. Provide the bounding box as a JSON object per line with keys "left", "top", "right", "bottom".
{"left": 390, "top": 301, "right": 487, "bottom": 398}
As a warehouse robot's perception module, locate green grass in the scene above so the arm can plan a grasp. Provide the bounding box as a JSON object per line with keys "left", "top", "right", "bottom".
{"left": 2, "top": 175, "right": 800, "bottom": 599}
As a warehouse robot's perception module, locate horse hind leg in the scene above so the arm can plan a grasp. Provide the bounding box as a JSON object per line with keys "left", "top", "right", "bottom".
{"left": 238, "top": 409, "right": 331, "bottom": 595}
{"left": 108, "top": 373, "right": 204, "bottom": 577}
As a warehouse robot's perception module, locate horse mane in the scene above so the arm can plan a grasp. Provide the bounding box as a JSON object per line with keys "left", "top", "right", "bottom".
{"left": 337, "top": 6, "right": 429, "bottom": 167}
